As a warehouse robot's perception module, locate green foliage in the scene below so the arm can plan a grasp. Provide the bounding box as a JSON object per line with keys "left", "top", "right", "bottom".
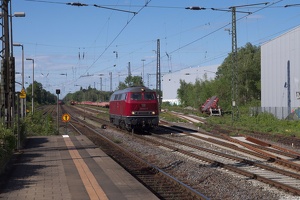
{"left": 25, "top": 111, "right": 56, "bottom": 136}
{"left": 206, "top": 106, "right": 300, "bottom": 137}
{"left": 161, "top": 102, "right": 300, "bottom": 138}
{"left": 64, "top": 87, "right": 113, "bottom": 103}
{"left": 177, "top": 42, "right": 261, "bottom": 111}
{"left": 117, "top": 82, "right": 128, "bottom": 90}
{"left": 216, "top": 42, "right": 261, "bottom": 107}
{"left": 2, "top": 134, "right": 16, "bottom": 153}
{"left": 26, "top": 81, "right": 56, "bottom": 105}
{"left": 0, "top": 127, "right": 15, "bottom": 173}
{"left": 64, "top": 75, "right": 145, "bottom": 103}
{"left": 0, "top": 127, "right": 15, "bottom": 153}
{"left": 117, "top": 75, "right": 144, "bottom": 90}
{"left": 160, "top": 111, "right": 188, "bottom": 123}
{"left": 18, "top": 121, "right": 27, "bottom": 143}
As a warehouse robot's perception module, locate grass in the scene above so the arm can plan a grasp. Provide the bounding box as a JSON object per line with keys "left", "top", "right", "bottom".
{"left": 206, "top": 109, "right": 300, "bottom": 137}
{"left": 163, "top": 105, "right": 300, "bottom": 138}
{"left": 159, "top": 111, "right": 189, "bottom": 123}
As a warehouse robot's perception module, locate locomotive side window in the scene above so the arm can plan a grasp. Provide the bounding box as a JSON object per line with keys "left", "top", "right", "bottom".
{"left": 144, "top": 93, "right": 155, "bottom": 100}
{"left": 117, "top": 94, "right": 122, "bottom": 100}
{"left": 121, "top": 93, "right": 127, "bottom": 100}
{"left": 131, "top": 93, "right": 142, "bottom": 100}
{"left": 110, "top": 94, "right": 115, "bottom": 101}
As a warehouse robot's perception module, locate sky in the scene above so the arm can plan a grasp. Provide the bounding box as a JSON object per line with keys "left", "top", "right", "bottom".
{"left": 11, "top": 0, "right": 300, "bottom": 98}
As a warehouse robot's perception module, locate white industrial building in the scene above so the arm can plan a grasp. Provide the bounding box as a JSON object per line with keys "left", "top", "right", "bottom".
{"left": 161, "top": 65, "right": 219, "bottom": 105}
{"left": 261, "top": 25, "right": 300, "bottom": 119}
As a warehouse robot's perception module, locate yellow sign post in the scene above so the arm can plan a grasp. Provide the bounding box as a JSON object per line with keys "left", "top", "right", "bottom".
{"left": 62, "top": 113, "right": 71, "bottom": 122}
{"left": 19, "top": 88, "right": 26, "bottom": 99}
{"left": 62, "top": 113, "right": 71, "bottom": 135}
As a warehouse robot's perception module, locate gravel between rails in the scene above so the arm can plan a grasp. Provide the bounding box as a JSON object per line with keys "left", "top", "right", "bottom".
{"left": 68, "top": 106, "right": 300, "bottom": 200}
{"left": 96, "top": 126, "right": 300, "bottom": 200}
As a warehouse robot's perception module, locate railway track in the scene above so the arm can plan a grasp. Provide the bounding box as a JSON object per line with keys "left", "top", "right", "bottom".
{"left": 159, "top": 114, "right": 300, "bottom": 195}
{"left": 161, "top": 123, "right": 300, "bottom": 171}
{"left": 60, "top": 105, "right": 300, "bottom": 199}
{"left": 164, "top": 112, "right": 300, "bottom": 170}
{"left": 60, "top": 105, "right": 209, "bottom": 200}
{"left": 147, "top": 127, "right": 300, "bottom": 195}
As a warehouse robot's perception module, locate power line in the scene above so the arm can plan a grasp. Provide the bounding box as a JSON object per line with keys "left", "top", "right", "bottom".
{"left": 23, "top": 0, "right": 288, "bottom": 93}
{"left": 24, "top": 1, "right": 188, "bottom": 9}
{"left": 25, "top": 0, "right": 138, "bottom": 14}
{"left": 82, "top": 0, "right": 152, "bottom": 76}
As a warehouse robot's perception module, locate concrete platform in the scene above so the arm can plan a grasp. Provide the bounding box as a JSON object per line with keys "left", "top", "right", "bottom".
{"left": 0, "top": 135, "right": 158, "bottom": 200}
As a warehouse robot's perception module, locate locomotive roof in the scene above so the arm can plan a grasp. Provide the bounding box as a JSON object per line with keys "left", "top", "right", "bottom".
{"left": 112, "top": 86, "right": 155, "bottom": 94}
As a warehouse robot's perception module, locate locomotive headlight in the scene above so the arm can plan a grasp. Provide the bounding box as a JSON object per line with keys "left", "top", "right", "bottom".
{"left": 132, "top": 111, "right": 136, "bottom": 115}
{"left": 152, "top": 111, "right": 155, "bottom": 115}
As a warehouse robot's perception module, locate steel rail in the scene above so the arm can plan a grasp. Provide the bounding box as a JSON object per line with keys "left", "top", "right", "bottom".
{"left": 162, "top": 122, "right": 300, "bottom": 172}
{"left": 139, "top": 133, "right": 300, "bottom": 196}
{"left": 61, "top": 105, "right": 210, "bottom": 200}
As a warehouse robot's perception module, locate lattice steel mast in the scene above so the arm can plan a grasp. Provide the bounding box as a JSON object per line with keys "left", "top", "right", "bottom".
{"left": 1, "top": 0, "right": 15, "bottom": 127}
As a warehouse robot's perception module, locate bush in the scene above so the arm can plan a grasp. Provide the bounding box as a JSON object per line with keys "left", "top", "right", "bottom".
{"left": 0, "top": 127, "right": 15, "bottom": 173}
{"left": 3, "top": 133, "right": 16, "bottom": 153}
{"left": 0, "top": 127, "right": 15, "bottom": 152}
{"left": 25, "top": 111, "right": 56, "bottom": 136}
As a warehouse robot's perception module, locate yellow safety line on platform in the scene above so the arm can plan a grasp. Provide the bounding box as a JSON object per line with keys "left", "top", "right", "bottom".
{"left": 64, "top": 136, "right": 108, "bottom": 200}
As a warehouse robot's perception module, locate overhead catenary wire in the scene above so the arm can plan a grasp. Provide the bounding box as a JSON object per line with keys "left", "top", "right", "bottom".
{"left": 82, "top": 0, "right": 152, "bottom": 76}
{"left": 21, "top": 0, "right": 292, "bottom": 93}
{"left": 100, "top": 0, "right": 288, "bottom": 83}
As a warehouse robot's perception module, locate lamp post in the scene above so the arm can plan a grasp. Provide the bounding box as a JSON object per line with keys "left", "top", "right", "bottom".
{"left": 9, "top": 12, "right": 26, "bottom": 55}
{"left": 13, "top": 43, "right": 25, "bottom": 117}
{"left": 26, "top": 58, "right": 34, "bottom": 114}
{"left": 13, "top": 44, "right": 24, "bottom": 88}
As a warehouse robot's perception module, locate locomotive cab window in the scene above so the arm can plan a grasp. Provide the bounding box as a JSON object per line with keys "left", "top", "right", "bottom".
{"left": 118, "top": 94, "right": 122, "bottom": 100}
{"left": 121, "top": 93, "right": 127, "bottom": 100}
{"left": 110, "top": 95, "right": 116, "bottom": 101}
{"left": 144, "top": 93, "right": 155, "bottom": 100}
{"left": 131, "top": 93, "right": 142, "bottom": 100}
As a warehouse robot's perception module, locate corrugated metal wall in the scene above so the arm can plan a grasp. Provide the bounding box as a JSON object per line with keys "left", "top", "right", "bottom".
{"left": 162, "top": 65, "right": 219, "bottom": 104}
{"left": 261, "top": 26, "right": 300, "bottom": 110}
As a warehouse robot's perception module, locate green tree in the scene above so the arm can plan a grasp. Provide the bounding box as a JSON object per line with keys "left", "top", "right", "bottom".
{"left": 26, "top": 81, "right": 56, "bottom": 105}
{"left": 116, "top": 75, "right": 144, "bottom": 90}
{"left": 177, "top": 42, "right": 261, "bottom": 110}
{"left": 177, "top": 80, "right": 194, "bottom": 106}
{"left": 63, "top": 87, "right": 112, "bottom": 103}
{"left": 216, "top": 42, "right": 261, "bottom": 106}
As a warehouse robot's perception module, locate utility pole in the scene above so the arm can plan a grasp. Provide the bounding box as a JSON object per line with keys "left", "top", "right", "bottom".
{"left": 109, "top": 72, "right": 112, "bottom": 92}
{"left": 231, "top": 6, "right": 239, "bottom": 122}
{"left": 141, "top": 59, "right": 145, "bottom": 83}
{"left": 156, "top": 39, "right": 162, "bottom": 111}
{"left": 128, "top": 62, "right": 131, "bottom": 77}
{"left": 186, "top": 2, "right": 268, "bottom": 123}
{"left": 100, "top": 77, "right": 102, "bottom": 91}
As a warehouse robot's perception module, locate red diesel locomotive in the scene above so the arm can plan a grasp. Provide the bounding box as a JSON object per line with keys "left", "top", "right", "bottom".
{"left": 109, "top": 86, "right": 159, "bottom": 131}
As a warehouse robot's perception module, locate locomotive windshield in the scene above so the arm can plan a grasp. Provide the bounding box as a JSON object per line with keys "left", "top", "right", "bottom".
{"left": 144, "top": 93, "right": 155, "bottom": 100}
{"left": 130, "top": 92, "right": 155, "bottom": 100}
{"left": 130, "top": 93, "right": 142, "bottom": 100}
